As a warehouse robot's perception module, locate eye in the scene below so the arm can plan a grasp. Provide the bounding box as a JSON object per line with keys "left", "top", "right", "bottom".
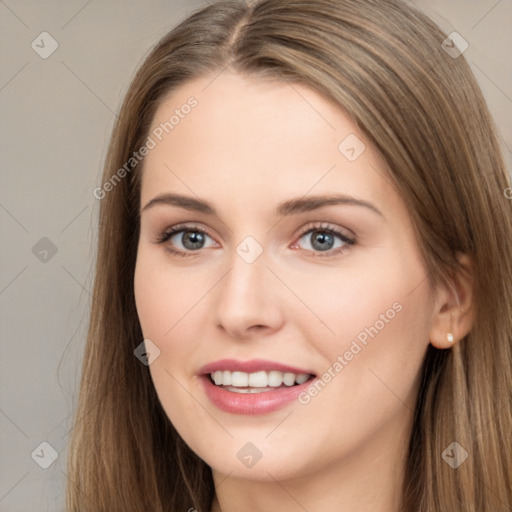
{"left": 291, "top": 222, "right": 356, "bottom": 257}
{"left": 154, "top": 223, "right": 217, "bottom": 256}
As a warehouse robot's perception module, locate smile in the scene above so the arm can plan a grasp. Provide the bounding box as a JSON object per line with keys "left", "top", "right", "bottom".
{"left": 198, "top": 359, "right": 317, "bottom": 414}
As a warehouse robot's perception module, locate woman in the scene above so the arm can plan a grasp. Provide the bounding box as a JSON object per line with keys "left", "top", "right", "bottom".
{"left": 67, "top": 0, "right": 512, "bottom": 510}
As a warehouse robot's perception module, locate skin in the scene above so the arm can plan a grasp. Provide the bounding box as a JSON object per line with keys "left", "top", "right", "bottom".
{"left": 134, "top": 72, "right": 474, "bottom": 512}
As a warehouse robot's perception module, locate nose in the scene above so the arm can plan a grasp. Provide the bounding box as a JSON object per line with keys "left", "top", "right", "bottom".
{"left": 213, "top": 248, "right": 285, "bottom": 340}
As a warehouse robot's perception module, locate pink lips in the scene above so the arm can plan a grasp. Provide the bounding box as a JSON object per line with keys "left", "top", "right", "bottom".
{"left": 198, "top": 358, "right": 316, "bottom": 415}
{"left": 198, "top": 358, "right": 314, "bottom": 375}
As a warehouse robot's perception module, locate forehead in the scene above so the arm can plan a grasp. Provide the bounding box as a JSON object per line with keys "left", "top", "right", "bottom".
{"left": 147, "top": 72, "right": 356, "bottom": 158}
{"left": 140, "top": 72, "right": 398, "bottom": 219}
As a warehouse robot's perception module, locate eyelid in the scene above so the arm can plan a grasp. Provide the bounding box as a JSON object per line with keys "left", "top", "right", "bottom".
{"left": 153, "top": 222, "right": 215, "bottom": 245}
{"left": 292, "top": 221, "right": 355, "bottom": 244}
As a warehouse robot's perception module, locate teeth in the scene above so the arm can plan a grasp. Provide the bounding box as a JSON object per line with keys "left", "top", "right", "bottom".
{"left": 231, "top": 371, "right": 248, "bottom": 387}
{"left": 295, "top": 373, "right": 309, "bottom": 384}
{"left": 210, "top": 370, "right": 311, "bottom": 388}
{"left": 222, "top": 370, "right": 232, "bottom": 386}
{"left": 268, "top": 371, "right": 282, "bottom": 387}
{"left": 213, "top": 371, "right": 223, "bottom": 386}
{"left": 248, "top": 371, "right": 267, "bottom": 387}
{"left": 282, "top": 372, "right": 295, "bottom": 386}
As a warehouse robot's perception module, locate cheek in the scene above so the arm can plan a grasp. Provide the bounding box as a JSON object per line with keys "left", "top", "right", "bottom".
{"left": 309, "top": 256, "right": 432, "bottom": 419}
{"left": 133, "top": 248, "right": 199, "bottom": 405}
{"left": 133, "top": 244, "right": 217, "bottom": 372}
{"left": 134, "top": 245, "right": 204, "bottom": 340}
{"left": 287, "top": 258, "right": 428, "bottom": 352}
{"left": 291, "top": 243, "right": 432, "bottom": 394}
{"left": 134, "top": 251, "right": 204, "bottom": 429}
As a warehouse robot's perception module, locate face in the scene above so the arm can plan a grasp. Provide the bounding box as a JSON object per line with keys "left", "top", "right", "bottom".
{"left": 134, "top": 72, "right": 436, "bottom": 482}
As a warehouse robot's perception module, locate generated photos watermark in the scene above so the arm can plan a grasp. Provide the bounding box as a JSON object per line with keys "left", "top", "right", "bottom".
{"left": 93, "top": 96, "right": 198, "bottom": 200}
{"left": 298, "top": 301, "right": 403, "bottom": 405}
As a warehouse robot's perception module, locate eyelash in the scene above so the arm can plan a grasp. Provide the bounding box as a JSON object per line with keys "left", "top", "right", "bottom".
{"left": 154, "top": 222, "right": 356, "bottom": 258}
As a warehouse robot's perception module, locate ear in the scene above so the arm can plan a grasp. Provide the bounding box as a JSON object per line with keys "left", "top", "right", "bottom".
{"left": 428, "top": 253, "right": 475, "bottom": 349}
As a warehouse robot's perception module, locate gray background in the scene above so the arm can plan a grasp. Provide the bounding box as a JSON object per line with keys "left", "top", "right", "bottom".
{"left": 1, "top": 1, "right": 510, "bottom": 510}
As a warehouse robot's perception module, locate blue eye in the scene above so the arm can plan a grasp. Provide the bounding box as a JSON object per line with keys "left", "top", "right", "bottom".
{"left": 292, "top": 224, "right": 356, "bottom": 257}
{"left": 156, "top": 225, "right": 216, "bottom": 255}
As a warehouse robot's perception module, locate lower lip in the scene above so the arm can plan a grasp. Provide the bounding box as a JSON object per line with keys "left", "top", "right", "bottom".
{"left": 200, "top": 375, "right": 315, "bottom": 415}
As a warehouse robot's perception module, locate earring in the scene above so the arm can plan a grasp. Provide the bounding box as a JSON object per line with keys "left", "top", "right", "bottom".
{"left": 447, "top": 313, "right": 454, "bottom": 343}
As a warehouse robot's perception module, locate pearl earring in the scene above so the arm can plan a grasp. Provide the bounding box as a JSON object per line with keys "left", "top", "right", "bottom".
{"left": 447, "top": 312, "right": 454, "bottom": 343}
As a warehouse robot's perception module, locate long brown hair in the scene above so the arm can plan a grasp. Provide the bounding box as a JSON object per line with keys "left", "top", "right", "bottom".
{"left": 66, "top": 0, "right": 512, "bottom": 510}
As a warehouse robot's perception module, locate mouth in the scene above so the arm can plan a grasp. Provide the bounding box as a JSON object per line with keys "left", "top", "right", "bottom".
{"left": 197, "top": 359, "right": 317, "bottom": 415}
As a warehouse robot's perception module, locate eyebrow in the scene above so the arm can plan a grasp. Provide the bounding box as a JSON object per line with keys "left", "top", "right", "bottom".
{"left": 141, "top": 192, "right": 384, "bottom": 218}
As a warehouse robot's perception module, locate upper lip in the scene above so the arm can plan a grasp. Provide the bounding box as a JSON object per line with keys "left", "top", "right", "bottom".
{"left": 198, "top": 359, "right": 315, "bottom": 376}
